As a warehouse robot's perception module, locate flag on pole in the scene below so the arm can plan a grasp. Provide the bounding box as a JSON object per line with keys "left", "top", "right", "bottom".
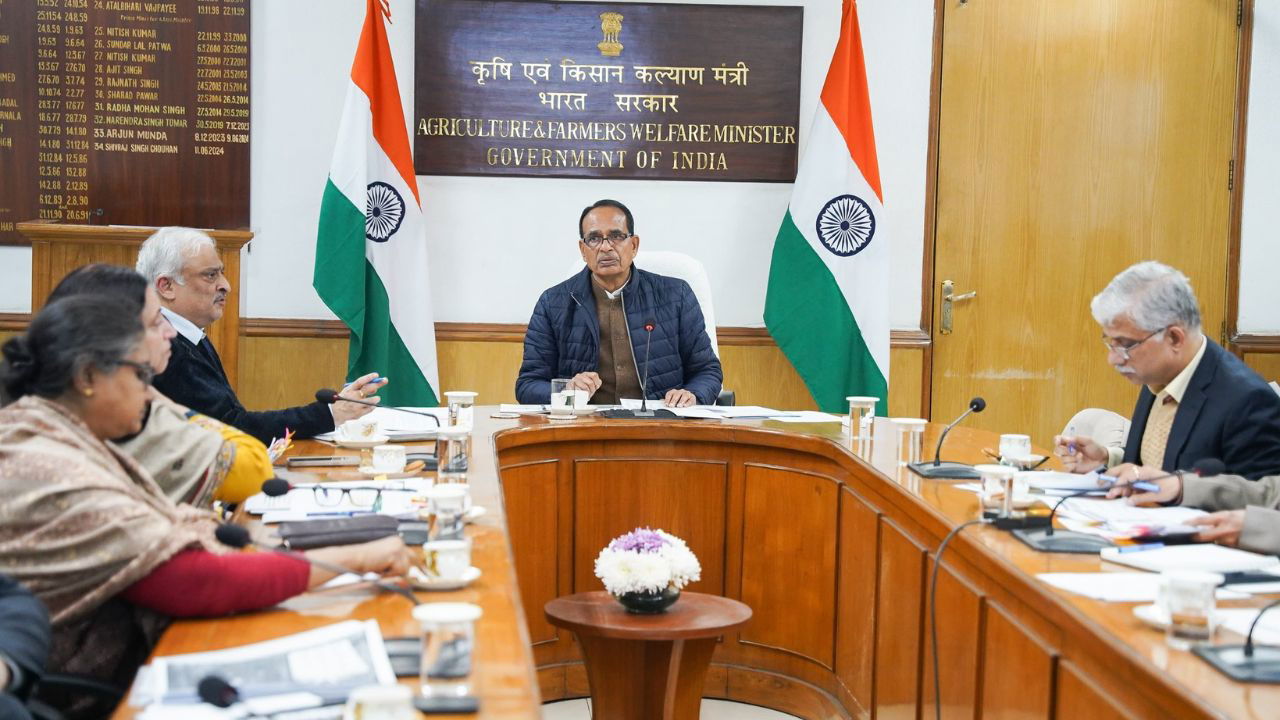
{"left": 314, "top": 0, "right": 439, "bottom": 406}
{"left": 764, "top": 0, "right": 889, "bottom": 413}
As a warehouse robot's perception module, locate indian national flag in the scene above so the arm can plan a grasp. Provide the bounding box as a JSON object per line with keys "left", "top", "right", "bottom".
{"left": 764, "top": 0, "right": 889, "bottom": 413}
{"left": 314, "top": 0, "right": 439, "bottom": 406}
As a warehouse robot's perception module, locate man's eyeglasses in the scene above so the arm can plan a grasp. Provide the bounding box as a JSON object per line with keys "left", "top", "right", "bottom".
{"left": 115, "top": 360, "right": 156, "bottom": 386}
{"left": 1101, "top": 326, "right": 1167, "bottom": 362}
{"left": 581, "top": 230, "right": 632, "bottom": 249}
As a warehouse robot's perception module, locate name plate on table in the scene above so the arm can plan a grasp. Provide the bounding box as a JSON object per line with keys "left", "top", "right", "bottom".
{"left": 413, "top": 0, "right": 802, "bottom": 182}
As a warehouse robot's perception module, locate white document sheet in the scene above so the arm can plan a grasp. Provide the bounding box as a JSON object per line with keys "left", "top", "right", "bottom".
{"left": 1037, "top": 572, "right": 1248, "bottom": 602}
{"left": 1100, "top": 544, "right": 1280, "bottom": 574}
{"left": 314, "top": 406, "right": 448, "bottom": 441}
{"left": 1218, "top": 608, "right": 1280, "bottom": 644}
{"left": 245, "top": 478, "right": 429, "bottom": 522}
{"left": 771, "top": 411, "right": 843, "bottom": 423}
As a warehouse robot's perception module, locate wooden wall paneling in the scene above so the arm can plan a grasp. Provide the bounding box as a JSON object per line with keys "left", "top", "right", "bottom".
{"left": 497, "top": 460, "right": 561, "bottom": 648}
{"left": 570, "top": 458, "right": 728, "bottom": 597}
{"left": 888, "top": 347, "right": 923, "bottom": 419}
{"left": 873, "top": 518, "right": 927, "bottom": 720}
{"left": 237, "top": 336, "right": 347, "bottom": 411}
{"left": 980, "top": 602, "right": 1057, "bottom": 720}
{"left": 719, "top": 344, "right": 819, "bottom": 412}
{"left": 920, "top": 563, "right": 984, "bottom": 720}
{"left": 723, "top": 667, "right": 851, "bottom": 720}
{"left": 738, "top": 463, "right": 840, "bottom": 669}
{"left": 834, "top": 486, "right": 880, "bottom": 715}
{"left": 436, "top": 340, "right": 525, "bottom": 405}
{"left": 1055, "top": 660, "right": 1138, "bottom": 720}
{"left": 1243, "top": 352, "right": 1280, "bottom": 382}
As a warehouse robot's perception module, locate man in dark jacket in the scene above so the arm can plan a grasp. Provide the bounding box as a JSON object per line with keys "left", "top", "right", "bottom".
{"left": 516, "top": 200, "right": 722, "bottom": 407}
{"left": 137, "top": 227, "right": 385, "bottom": 444}
{"left": 1055, "top": 261, "right": 1280, "bottom": 480}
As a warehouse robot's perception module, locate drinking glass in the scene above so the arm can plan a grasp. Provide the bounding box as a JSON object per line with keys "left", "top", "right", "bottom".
{"left": 846, "top": 396, "right": 877, "bottom": 441}
{"left": 1160, "top": 570, "right": 1222, "bottom": 649}
{"left": 444, "top": 390, "right": 478, "bottom": 430}
{"left": 413, "top": 603, "right": 482, "bottom": 699}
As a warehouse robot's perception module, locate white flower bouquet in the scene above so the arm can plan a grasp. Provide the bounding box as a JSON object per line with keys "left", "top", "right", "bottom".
{"left": 593, "top": 527, "right": 701, "bottom": 597}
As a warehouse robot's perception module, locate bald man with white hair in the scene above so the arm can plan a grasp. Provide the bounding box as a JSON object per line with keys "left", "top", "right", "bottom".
{"left": 1055, "top": 261, "right": 1280, "bottom": 480}
{"left": 137, "top": 227, "right": 384, "bottom": 443}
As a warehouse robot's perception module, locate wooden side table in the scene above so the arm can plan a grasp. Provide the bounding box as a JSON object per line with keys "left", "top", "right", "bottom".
{"left": 544, "top": 591, "right": 752, "bottom": 720}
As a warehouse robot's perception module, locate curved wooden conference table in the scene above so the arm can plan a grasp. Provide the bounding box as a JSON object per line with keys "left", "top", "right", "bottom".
{"left": 116, "top": 410, "right": 1280, "bottom": 719}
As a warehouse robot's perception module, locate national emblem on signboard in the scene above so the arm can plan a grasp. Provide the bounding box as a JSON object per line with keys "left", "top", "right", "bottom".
{"left": 816, "top": 194, "right": 875, "bottom": 257}
{"left": 598, "top": 12, "right": 623, "bottom": 57}
{"left": 365, "top": 181, "right": 405, "bottom": 243}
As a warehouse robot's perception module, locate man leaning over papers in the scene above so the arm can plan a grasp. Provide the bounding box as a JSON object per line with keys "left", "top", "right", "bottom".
{"left": 1107, "top": 465, "right": 1280, "bottom": 555}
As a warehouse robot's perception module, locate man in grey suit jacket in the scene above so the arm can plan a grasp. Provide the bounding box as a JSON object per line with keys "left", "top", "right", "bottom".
{"left": 1108, "top": 470, "right": 1280, "bottom": 555}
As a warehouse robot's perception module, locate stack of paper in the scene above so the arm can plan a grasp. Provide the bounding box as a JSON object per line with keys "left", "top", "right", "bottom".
{"left": 1054, "top": 497, "right": 1207, "bottom": 541}
{"left": 244, "top": 478, "right": 429, "bottom": 523}
{"left": 315, "top": 406, "right": 448, "bottom": 441}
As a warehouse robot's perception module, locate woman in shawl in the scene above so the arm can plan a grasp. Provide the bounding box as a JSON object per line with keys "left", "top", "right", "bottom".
{"left": 0, "top": 297, "right": 412, "bottom": 718}
{"left": 45, "top": 263, "right": 271, "bottom": 505}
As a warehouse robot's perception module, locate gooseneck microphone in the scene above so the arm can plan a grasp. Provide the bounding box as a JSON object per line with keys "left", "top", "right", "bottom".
{"left": 198, "top": 675, "right": 244, "bottom": 709}
{"left": 597, "top": 318, "right": 677, "bottom": 420}
{"left": 197, "top": 673, "right": 346, "bottom": 715}
{"left": 262, "top": 477, "right": 293, "bottom": 497}
{"left": 1013, "top": 458, "right": 1226, "bottom": 554}
{"left": 636, "top": 319, "right": 657, "bottom": 417}
{"left": 908, "top": 397, "right": 986, "bottom": 479}
{"left": 314, "top": 389, "right": 441, "bottom": 425}
{"left": 214, "top": 523, "right": 420, "bottom": 606}
{"left": 1194, "top": 598, "right": 1280, "bottom": 682}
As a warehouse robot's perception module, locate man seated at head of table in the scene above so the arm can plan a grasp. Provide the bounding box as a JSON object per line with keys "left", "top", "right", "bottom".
{"left": 0, "top": 297, "right": 413, "bottom": 719}
{"left": 45, "top": 263, "right": 271, "bottom": 506}
{"left": 1054, "top": 261, "right": 1280, "bottom": 480}
{"left": 136, "top": 226, "right": 385, "bottom": 444}
{"left": 516, "top": 199, "right": 723, "bottom": 408}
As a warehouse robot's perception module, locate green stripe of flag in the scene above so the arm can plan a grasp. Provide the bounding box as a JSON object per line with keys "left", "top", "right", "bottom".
{"left": 764, "top": 210, "right": 887, "bottom": 413}
{"left": 314, "top": 179, "right": 437, "bottom": 406}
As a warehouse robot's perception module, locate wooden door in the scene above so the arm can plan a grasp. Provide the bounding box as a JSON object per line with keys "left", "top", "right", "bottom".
{"left": 930, "top": 0, "right": 1240, "bottom": 446}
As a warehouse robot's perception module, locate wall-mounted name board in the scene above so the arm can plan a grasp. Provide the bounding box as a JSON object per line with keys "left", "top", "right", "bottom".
{"left": 414, "top": 0, "right": 802, "bottom": 182}
{"left": 0, "top": 0, "right": 250, "bottom": 246}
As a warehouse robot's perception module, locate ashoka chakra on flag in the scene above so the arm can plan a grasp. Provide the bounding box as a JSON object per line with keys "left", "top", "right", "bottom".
{"left": 365, "top": 181, "right": 406, "bottom": 242}
{"left": 816, "top": 194, "right": 875, "bottom": 257}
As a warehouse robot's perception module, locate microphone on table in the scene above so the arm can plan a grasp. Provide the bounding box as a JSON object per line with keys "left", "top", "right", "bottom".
{"left": 262, "top": 477, "right": 293, "bottom": 497}
{"left": 1011, "top": 458, "right": 1225, "bottom": 553}
{"left": 637, "top": 319, "right": 656, "bottom": 416}
{"left": 908, "top": 397, "right": 986, "bottom": 479}
{"left": 1194, "top": 597, "right": 1280, "bottom": 682}
{"left": 214, "top": 523, "right": 420, "bottom": 606}
{"left": 198, "top": 674, "right": 346, "bottom": 715}
{"left": 314, "top": 388, "right": 441, "bottom": 426}
{"left": 597, "top": 318, "right": 677, "bottom": 420}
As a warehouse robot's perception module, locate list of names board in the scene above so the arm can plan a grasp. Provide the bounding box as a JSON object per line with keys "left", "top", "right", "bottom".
{"left": 0, "top": 0, "right": 250, "bottom": 245}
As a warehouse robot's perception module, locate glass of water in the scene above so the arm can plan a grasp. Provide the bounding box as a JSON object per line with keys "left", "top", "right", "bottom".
{"left": 846, "top": 396, "right": 877, "bottom": 441}
{"left": 1160, "top": 570, "right": 1222, "bottom": 649}
{"left": 413, "top": 602, "right": 482, "bottom": 699}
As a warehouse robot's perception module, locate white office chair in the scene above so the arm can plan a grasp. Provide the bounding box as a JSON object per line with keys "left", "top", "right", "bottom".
{"left": 1061, "top": 408, "right": 1130, "bottom": 449}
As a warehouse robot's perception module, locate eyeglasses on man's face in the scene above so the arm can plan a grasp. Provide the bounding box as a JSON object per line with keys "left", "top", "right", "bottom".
{"left": 1100, "top": 326, "right": 1167, "bottom": 362}
{"left": 581, "top": 230, "right": 633, "bottom": 249}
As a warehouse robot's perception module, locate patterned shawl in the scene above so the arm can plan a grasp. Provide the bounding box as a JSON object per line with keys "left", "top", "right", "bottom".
{"left": 0, "top": 395, "right": 223, "bottom": 696}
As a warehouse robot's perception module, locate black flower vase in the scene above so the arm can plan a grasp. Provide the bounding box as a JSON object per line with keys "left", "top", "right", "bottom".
{"left": 616, "top": 586, "right": 680, "bottom": 614}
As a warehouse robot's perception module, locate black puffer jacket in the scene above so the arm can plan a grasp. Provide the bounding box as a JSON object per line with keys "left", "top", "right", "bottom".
{"left": 516, "top": 266, "right": 722, "bottom": 405}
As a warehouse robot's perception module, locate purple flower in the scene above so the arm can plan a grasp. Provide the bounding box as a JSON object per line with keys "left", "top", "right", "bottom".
{"left": 608, "top": 527, "right": 669, "bottom": 554}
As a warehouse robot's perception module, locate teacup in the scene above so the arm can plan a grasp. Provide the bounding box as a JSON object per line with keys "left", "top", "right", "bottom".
{"left": 342, "top": 684, "right": 415, "bottom": 720}
{"left": 371, "top": 444, "right": 406, "bottom": 473}
{"left": 422, "top": 539, "right": 472, "bottom": 580}
{"left": 339, "top": 417, "right": 379, "bottom": 441}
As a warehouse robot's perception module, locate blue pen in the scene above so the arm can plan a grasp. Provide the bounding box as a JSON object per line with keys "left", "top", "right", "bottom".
{"left": 306, "top": 510, "right": 372, "bottom": 518}
{"left": 1118, "top": 542, "right": 1165, "bottom": 553}
{"left": 343, "top": 377, "right": 388, "bottom": 389}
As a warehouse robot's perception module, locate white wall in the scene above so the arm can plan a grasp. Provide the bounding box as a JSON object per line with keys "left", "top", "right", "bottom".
{"left": 0, "top": 0, "right": 935, "bottom": 328}
{"left": 1238, "top": 0, "right": 1280, "bottom": 334}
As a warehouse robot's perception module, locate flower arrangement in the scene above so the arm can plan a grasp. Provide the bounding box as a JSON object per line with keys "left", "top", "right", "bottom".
{"left": 594, "top": 527, "right": 701, "bottom": 597}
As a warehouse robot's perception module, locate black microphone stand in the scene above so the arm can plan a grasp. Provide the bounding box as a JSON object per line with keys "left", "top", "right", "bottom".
{"left": 907, "top": 398, "right": 986, "bottom": 479}
{"left": 598, "top": 320, "right": 676, "bottom": 420}
{"left": 1194, "top": 598, "right": 1280, "bottom": 683}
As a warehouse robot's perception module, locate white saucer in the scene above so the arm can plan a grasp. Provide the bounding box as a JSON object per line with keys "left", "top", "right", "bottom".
{"left": 334, "top": 434, "right": 390, "bottom": 449}
{"left": 464, "top": 505, "right": 487, "bottom": 523}
{"left": 408, "top": 565, "right": 481, "bottom": 591}
{"left": 547, "top": 414, "right": 579, "bottom": 421}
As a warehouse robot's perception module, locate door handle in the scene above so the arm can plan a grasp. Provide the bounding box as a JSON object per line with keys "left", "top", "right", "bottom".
{"left": 940, "top": 280, "right": 976, "bottom": 335}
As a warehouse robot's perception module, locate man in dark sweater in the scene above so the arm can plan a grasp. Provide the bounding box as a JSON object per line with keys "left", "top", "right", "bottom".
{"left": 0, "top": 575, "right": 48, "bottom": 720}
{"left": 516, "top": 199, "right": 722, "bottom": 407}
{"left": 137, "top": 227, "right": 383, "bottom": 444}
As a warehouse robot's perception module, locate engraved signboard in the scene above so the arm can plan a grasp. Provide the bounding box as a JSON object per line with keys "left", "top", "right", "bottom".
{"left": 0, "top": 0, "right": 250, "bottom": 246}
{"left": 414, "top": 0, "right": 802, "bottom": 182}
